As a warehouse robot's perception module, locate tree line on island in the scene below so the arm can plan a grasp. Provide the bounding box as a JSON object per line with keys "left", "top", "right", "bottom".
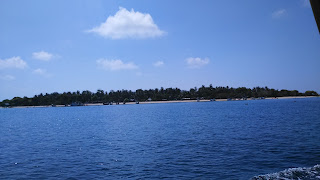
{"left": 1, "top": 85, "right": 318, "bottom": 107}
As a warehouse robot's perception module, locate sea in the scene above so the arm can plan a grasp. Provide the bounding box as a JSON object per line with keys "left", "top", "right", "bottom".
{"left": 0, "top": 97, "right": 319, "bottom": 179}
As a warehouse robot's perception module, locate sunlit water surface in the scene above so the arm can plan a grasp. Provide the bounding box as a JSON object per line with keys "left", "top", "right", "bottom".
{"left": 1, "top": 98, "right": 320, "bottom": 179}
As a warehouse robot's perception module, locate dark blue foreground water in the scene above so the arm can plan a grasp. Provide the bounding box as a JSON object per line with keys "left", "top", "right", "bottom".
{"left": 1, "top": 98, "right": 320, "bottom": 179}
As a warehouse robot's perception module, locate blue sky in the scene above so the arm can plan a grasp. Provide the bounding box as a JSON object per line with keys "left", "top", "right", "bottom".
{"left": 0, "top": 0, "right": 319, "bottom": 100}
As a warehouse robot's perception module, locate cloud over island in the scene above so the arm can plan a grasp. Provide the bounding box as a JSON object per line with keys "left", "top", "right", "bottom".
{"left": 186, "top": 57, "right": 209, "bottom": 68}
{"left": 32, "top": 51, "right": 54, "bottom": 61}
{"left": 87, "top": 7, "right": 165, "bottom": 39}
{"left": 32, "top": 68, "right": 52, "bottom": 77}
{"left": 0, "top": 56, "right": 27, "bottom": 69}
{"left": 97, "top": 59, "right": 139, "bottom": 71}
{"left": 153, "top": 61, "right": 164, "bottom": 67}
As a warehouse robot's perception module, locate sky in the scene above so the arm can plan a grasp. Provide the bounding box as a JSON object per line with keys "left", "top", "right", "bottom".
{"left": 0, "top": 0, "right": 319, "bottom": 101}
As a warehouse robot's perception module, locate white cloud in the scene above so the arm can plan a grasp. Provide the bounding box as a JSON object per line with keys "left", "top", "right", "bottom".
{"left": 87, "top": 7, "right": 165, "bottom": 39}
{"left": 0, "top": 75, "right": 15, "bottom": 81}
{"left": 33, "top": 68, "right": 46, "bottom": 74}
{"left": 272, "top": 9, "right": 287, "bottom": 18}
{"left": 186, "top": 57, "right": 209, "bottom": 68}
{"left": 153, "top": 61, "right": 164, "bottom": 67}
{"left": 97, "top": 59, "right": 138, "bottom": 71}
{"left": 0, "top": 56, "right": 27, "bottom": 69}
{"left": 32, "top": 68, "right": 52, "bottom": 77}
{"left": 32, "top": 51, "right": 54, "bottom": 61}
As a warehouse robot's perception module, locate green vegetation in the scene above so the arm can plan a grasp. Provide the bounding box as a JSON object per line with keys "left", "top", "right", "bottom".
{"left": 0, "top": 85, "right": 318, "bottom": 107}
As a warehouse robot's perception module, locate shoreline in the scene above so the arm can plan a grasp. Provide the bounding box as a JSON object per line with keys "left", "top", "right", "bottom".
{"left": 1, "top": 96, "right": 318, "bottom": 109}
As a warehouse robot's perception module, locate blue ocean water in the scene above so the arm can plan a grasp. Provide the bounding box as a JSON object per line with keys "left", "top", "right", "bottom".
{"left": 0, "top": 98, "right": 320, "bottom": 179}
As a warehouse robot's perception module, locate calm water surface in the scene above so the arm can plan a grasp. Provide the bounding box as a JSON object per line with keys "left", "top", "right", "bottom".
{"left": 1, "top": 98, "right": 320, "bottom": 179}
